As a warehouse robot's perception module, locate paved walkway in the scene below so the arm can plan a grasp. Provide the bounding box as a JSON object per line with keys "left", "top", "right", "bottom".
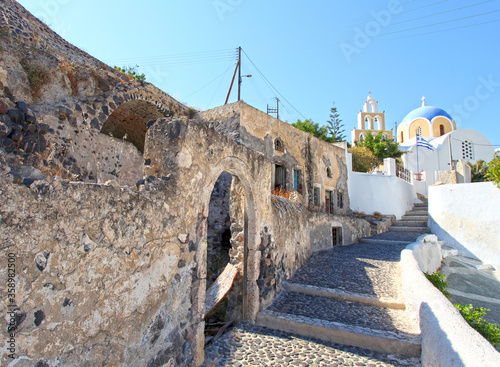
{"left": 440, "top": 253, "right": 500, "bottom": 352}
{"left": 203, "top": 231, "right": 424, "bottom": 366}
{"left": 203, "top": 322, "right": 419, "bottom": 367}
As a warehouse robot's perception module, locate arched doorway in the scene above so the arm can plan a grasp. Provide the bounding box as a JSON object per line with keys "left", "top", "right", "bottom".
{"left": 204, "top": 171, "right": 247, "bottom": 344}
{"left": 94, "top": 99, "right": 170, "bottom": 185}
{"left": 101, "top": 99, "right": 169, "bottom": 153}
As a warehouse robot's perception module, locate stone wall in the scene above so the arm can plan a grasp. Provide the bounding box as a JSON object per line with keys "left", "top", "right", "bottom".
{"left": 0, "top": 156, "right": 198, "bottom": 366}
{"left": 0, "top": 2, "right": 375, "bottom": 365}
{"left": 0, "top": 0, "right": 194, "bottom": 187}
{"left": 201, "top": 101, "right": 350, "bottom": 215}
{"left": 259, "top": 195, "right": 370, "bottom": 309}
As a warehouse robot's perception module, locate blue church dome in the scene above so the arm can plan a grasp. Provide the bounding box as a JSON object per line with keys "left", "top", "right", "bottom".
{"left": 402, "top": 106, "right": 453, "bottom": 125}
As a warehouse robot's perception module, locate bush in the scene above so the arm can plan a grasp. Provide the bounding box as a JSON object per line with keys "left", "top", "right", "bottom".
{"left": 113, "top": 65, "right": 146, "bottom": 82}
{"left": 486, "top": 153, "right": 500, "bottom": 189}
{"left": 426, "top": 270, "right": 500, "bottom": 347}
{"left": 454, "top": 304, "right": 500, "bottom": 347}
{"left": 469, "top": 160, "right": 489, "bottom": 182}
{"left": 349, "top": 145, "right": 380, "bottom": 172}
{"left": 424, "top": 271, "right": 450, "bottom": 298}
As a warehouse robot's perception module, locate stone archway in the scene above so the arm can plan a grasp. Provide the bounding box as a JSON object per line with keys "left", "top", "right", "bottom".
{"left": 198, "top": 157, "right": 261, "bottom": 352}
{"left": 100, "top": 99, "right": 169, "bottom": 153}
{"left": 205, "top": 172, "right": 246, "bottom": 338}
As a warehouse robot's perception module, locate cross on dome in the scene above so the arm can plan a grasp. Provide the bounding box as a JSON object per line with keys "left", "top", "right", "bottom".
{"left": 422, "top": 96, "right": 427, "bottom": 107}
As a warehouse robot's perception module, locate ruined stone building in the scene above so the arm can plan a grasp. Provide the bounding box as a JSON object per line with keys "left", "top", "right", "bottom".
{"left": 0, "top": 1, "right": 370, "bottom": 365}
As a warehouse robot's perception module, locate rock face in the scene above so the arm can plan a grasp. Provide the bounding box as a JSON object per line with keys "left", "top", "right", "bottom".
{"left": 0, "top": 1, "right": 371, "bottom": 366}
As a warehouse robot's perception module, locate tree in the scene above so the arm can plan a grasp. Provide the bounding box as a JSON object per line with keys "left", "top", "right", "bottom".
{"left": 113, "top": 65, "right": 146, "bottom": 81}
{"left": 486, "top": 153, "right": 500, "bottom": 188}
{"left": 349, "top": 146, "right": 380, "bottom": 173}
{"left": 468, "top": 160, "right": 489, "bottom": 182}
{"left": 326, "top": 102, "right": 345, "bottom": 142}
{"left": 292, "top": 119, "right": 334, "bottom": 143}
{"left": 355, "top": 131, "right": 403, "bottom": 161}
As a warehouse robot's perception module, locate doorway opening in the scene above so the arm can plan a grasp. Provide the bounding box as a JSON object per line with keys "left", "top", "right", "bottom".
{"left": 332, "top": 227, "right": 342, "bottom": 247}
{"left": 205, "top": 171, "right": 246, "bottom": 346}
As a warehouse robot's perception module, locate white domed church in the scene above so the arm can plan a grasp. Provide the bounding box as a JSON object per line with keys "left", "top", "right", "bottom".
{"left": 398, "top": 97, "right": 495, "bottom": 182}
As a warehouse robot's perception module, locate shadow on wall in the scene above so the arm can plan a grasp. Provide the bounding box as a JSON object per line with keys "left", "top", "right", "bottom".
{"left": 427, "top": 217, "right": 480, "bottom": 261}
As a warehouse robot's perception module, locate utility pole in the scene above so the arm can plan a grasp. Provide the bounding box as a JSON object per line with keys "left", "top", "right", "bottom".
{"left": 225, "top": 47, "right": 251, "bottom": 105}
{"left": 267, "top": 97, "right": 280, "bottom": 120}
{"left": 238, "top": 46, "right": 242, "bottom": 101}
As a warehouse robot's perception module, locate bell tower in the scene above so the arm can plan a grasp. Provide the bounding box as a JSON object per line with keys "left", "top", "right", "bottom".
{"left": 351, "top": 92, "right": 393, "bottom": 143}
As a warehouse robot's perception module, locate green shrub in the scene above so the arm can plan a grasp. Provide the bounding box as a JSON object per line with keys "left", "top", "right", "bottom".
{"left": 426, "top": 270, "right": 500, "bottom": 347}
{"left": 424, "top": 271, "right": 450, "bottom": 298}
{"left": 469, "top": 160, "right": 489, "bottom": 182}
{"left": 454, "top": 304, "right": 500, "bottom": 347}
{"left": 486, "top": 153, "right": 500, "bottom": 189}
{"left": 113, "top": 65, "right": 146, "bottom": 82}
{"left": 349, "top": 145, "right": 380, "bottom": 173}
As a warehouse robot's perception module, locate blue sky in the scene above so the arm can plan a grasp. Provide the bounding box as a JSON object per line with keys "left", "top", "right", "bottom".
{"left": 16, "top": 0, "right": 500, "bottom": 146}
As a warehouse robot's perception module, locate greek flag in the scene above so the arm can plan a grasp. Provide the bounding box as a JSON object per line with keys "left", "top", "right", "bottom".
{"left": 416, "top": 135, "right": 434, "bottom": 151}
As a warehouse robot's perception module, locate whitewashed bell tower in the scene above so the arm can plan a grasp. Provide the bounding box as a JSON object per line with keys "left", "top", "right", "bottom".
{"left": 351, "top": 92, "right": 393, "bottom": 143}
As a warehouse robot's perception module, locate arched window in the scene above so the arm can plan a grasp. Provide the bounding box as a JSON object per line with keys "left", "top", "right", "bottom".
{"left": 359, "top": 134, "right": 364, "bottom": 142}
{"left": 462, "top": 140, "right": 474, "bottom": 160}
{"left": 400, "top": 131, "right": 404, "bottom": 142}
{"left": 326, "top": 167, "right": 332, "bottom": 178}
{"left": 439, "top": 124, "right": 445, "bottom": 136}
{"left": 274, "top": 138, "right": 284, "bottom": 152}
{"left": 416, "top": 127, "right": 422, "bottom": 136}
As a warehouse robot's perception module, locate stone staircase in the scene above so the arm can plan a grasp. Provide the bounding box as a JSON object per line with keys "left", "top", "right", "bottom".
{"left": 390, "top": 198, "right": 430, "bottom": 234}
{"left": 253, "top": 200, "right": 432, "bottom": 360}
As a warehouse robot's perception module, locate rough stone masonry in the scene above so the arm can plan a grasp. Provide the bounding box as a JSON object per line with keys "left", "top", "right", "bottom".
{"left": 0, "top": 1, "right": 370, "bottom": 365}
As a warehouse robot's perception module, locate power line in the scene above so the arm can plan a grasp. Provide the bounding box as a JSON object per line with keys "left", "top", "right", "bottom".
{"left": 182, "top": 62, "right": 235, "bottom": 100}
{"left": 387, "top": 0, "right": 494, "bottom": 28}
{"left": 207, "top": 62, "right": 235, "bottom": 108}
{"left": 453, "top": 138, "right": 500, "bottom": 147}
{"left": 242, "top": 49, "right": 307, "bottom": 120}
{"left": 386, "top": 17, "right": 500, "bottom": 41}
{"left": 375, "top": 8, "right": 500, "bottom": 38}
{"left": 106, "top": 49, "right": 234, "bottom": 63}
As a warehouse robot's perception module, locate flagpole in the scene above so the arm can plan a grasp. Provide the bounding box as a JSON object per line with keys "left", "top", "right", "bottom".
{"left": 416, "top": 135, "right": 420, "bottom": 177}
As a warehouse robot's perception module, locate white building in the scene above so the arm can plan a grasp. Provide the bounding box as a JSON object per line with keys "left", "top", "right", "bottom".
{"left": 397, "top": 98, "right": 495, "bottom": 194}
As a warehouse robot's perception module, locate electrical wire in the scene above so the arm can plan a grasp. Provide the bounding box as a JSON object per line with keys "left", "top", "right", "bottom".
{"left": 452, "top": 138, "right": 500, "bottom": 147}
{"left": 182, "top": 62, "right": 235, "bottom": 100}
{"left": 242, "top": 49, "right": 307, "bottom": 120}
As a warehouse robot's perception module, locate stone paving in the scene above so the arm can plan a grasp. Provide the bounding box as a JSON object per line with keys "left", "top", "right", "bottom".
{"left": 289, "top": 240, "right": 409, "bottom": 299}
{"left": 267, "top": 292, "right": 418, "bottom": 336}
{"left": 203, "top": 323, "right": 421, "bottom": 367}
{"left": 204, "top": 214, "right": 427, "bottom": 366}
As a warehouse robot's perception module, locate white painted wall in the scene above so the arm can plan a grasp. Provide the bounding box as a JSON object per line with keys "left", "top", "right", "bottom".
{"left": 429, "top": 182, "right": 500, "bottom": 270}
{"left": 402, "top": 129, "right": 495, "bottom": 174}
{"left": 347, "top": 155, "right": 419, "bottom": 219}
{"left": 401, "top": 235, "right": 500, "bottom": 366}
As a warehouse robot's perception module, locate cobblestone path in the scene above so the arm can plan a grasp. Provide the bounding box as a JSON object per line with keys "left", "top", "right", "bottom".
{"left": 203, "top": 322, "right": 419, "bottom": 367}
{"left": 204, "top": 202, "right": 429, "bottom": 366}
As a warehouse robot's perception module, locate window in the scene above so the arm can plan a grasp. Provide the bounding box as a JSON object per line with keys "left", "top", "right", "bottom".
{"left": 313, "top": 187, "right": 320, "bottom": 206}
{"left": 337, "top": 190, "right": 344, "bottom": 209}
{"left": 462, "top": 140, "right": 474, "bottom": 160}
{"left": 274, "top": 164, "right": 286, "bottom": 189}
{"left": 332, "top": 227, "right": 342, "bottom": 246}
{"left": 274, "top": 138, "right": 284, "bottom": 152}
{"left": 293, "top": 170, "right": 302, "bottom": 193}
{"left": 401, "top": 131, "right": 404, "bottom": 142}
{"left": 416, "top": 127, "right": 422, "bottom": 136}
{"left": 359, "top": 134, "right": 364, "bottom": 142}
{"left": 326, "top": 167, "right": 332, "bottom": 178}
{"left": 439, "top": 124, "right": 445, "bottom": 136}
{"left": 325, "top": 190, "right": 334, "bottom": 214}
